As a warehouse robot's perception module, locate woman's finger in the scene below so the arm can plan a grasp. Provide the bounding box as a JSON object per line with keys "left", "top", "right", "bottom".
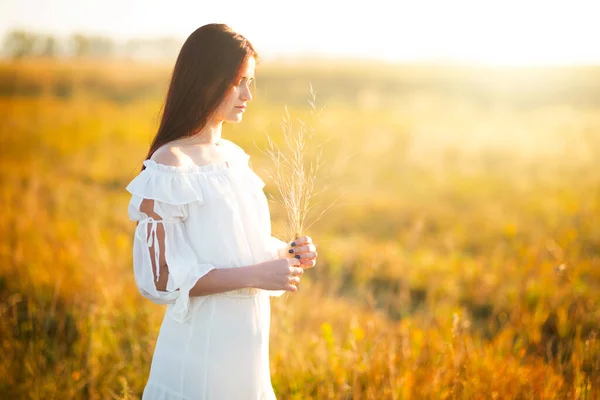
{"left": 288, "top": 266, "right": 304, "bottom": 276}
{"left": 300, "top": 259, "right": 317, "bottom": 268}
{"left": 287, "top": 257, "right": 301, "bottom": 266}
{"left": 288, "top": 244, "right": 315, "bottom": 254}
{"left": 290, "top": 236, "right": 312, "bottom": 247}
{"left": 285, "top": 284, "right": 298, "bottom": 292}
{"left": 293, "top": 251, "right": 317, "bottom": 259}
{"left": 288, "top": 275, "right": 301, "bottom": 284}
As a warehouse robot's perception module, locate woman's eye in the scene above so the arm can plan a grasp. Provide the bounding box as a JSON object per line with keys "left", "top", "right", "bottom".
{"left": 236, "top": 78, "right": 254, "bottom": 87}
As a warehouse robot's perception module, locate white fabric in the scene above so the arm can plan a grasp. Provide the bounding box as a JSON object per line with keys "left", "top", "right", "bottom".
{"left": 126, "top": 139, "right": 288, "bottom": 399}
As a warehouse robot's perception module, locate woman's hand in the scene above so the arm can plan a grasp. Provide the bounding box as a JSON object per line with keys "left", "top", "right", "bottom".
{"left": 286, "top": 236, "right": 318, "bottom": 269}
{"left": 250, "top": 257, "right": 304, "bottom": 292}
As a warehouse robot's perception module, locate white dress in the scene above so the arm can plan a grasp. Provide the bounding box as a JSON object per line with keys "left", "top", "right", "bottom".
{"left": 125, "top": 139, "right": 287, "bottom": 400}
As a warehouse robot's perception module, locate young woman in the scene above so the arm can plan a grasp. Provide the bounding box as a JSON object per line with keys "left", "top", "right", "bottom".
{"left": 125, "top": 24, "right": 318, "bottom": 399}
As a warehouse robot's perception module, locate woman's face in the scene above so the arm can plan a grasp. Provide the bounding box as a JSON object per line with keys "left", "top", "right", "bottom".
{"left": 214, "top": 56, "right": 255, "bottom": 124}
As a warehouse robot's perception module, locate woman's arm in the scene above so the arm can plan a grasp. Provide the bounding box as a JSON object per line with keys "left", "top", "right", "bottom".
{"left": 189, "top": 236, "right": 321, "bottom": 296}
{"left": 189, "top": 260, "right": 301, "bottom": 297}
{"left": 189, "top": 267, "right": 256, "bottom": 296}
{"left": 141, "top": 198, "right": 303, "bottom": 297}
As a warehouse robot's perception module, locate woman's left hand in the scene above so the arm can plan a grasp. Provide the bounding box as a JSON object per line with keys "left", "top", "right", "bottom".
{"left": 287, "top": 236, "right": 318, "bottom": 269}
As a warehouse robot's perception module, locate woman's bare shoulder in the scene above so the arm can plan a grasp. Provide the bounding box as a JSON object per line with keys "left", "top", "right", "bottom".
{"left": 151, "top": 143, "right": 207, "bottom": 167}
{"left": 151, "top": 145, "right": 183, "bottom": 166}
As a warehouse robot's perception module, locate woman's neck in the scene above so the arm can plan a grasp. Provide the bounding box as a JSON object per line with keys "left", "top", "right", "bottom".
{"left": 189, "top": 120, "right": 224, "bottom": 145}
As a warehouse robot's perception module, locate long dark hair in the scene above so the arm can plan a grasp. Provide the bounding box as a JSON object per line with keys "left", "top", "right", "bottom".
{"left": 143, "top": 24, "right": 257, "bottom": 167}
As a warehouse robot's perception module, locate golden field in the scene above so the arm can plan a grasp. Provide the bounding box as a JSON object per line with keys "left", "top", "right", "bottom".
{"left": 0, "top": 59, "right": 599, "bottom": 399}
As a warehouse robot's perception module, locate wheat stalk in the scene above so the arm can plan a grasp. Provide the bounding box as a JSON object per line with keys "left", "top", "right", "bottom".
{"left": 263, "top": 85, "right": 333, "bottom": 243}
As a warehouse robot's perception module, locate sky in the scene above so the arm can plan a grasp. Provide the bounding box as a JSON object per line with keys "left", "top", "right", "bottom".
{"left": 1, "top": 0, "right": 600, "bottom": 65}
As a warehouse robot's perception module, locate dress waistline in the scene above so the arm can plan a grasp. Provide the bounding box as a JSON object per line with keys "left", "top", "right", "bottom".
{"left": 211, "top": 287, "right": 261, "bottom": 299}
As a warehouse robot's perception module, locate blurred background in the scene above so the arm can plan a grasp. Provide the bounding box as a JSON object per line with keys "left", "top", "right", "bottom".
{"left": 1, "top": 0, "right": 599, "bottom": 398}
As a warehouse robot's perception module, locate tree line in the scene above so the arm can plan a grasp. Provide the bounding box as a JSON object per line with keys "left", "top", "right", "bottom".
{"left": 1, "top": 29, "right": 183, "bottom": 60}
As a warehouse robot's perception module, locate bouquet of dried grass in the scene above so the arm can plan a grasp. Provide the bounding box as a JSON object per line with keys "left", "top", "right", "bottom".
{"left": 263, "top": 86, "right": 333, "bottom": 244}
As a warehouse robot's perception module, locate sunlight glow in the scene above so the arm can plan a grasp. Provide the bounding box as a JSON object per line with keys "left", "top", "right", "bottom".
{"left": 1, "top": 0, "right": 599, "bottom": 65}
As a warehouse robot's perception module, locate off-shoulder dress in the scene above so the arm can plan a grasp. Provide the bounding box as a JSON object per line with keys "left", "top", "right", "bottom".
{"left": 126, "top": 139, "right": 287, "bottom": 399}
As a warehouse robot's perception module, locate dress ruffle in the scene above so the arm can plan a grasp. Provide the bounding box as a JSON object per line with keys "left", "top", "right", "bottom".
{"left": 125, "top": 145, "right": 264, "bottom": 211}
{"left": 142, "top": 380, "right": 276, "bottom": 400}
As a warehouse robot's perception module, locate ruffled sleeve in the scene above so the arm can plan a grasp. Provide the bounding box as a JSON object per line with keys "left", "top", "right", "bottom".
{"left": 126, "top": 162, "right": 216, "bottom": 323}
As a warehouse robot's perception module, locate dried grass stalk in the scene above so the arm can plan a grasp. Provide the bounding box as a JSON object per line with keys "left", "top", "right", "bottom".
{"left": 263, "top": 86, "right": 333, "bottom": 243}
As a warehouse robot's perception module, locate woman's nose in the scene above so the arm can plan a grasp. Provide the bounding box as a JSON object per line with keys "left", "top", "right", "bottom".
{"left": 240, "top": 85, "right": 252, "bottom": 101}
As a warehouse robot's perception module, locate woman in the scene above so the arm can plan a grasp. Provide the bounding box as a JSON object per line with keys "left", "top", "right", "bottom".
{"left": 125, "top": 24, "right": 318, "bottom": 399}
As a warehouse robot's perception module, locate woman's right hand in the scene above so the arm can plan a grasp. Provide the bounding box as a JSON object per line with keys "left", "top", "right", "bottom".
{"left": 250, "top": 258, "right": 304, "bottom": 292}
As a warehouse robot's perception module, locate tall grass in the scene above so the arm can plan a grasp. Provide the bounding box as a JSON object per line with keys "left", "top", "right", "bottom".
{"left": 0, "top": 60, "right": 599, "bottom": 399}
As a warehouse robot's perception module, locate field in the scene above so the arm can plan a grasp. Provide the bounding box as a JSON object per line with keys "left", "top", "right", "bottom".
{"left": 0, "top": 59, "right": 599, "bottom": 399}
